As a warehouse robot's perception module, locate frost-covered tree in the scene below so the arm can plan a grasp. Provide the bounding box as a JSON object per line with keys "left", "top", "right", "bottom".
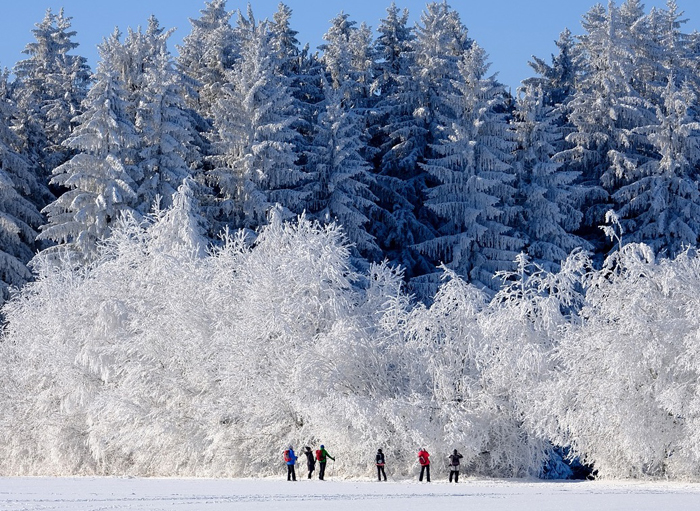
{"left": 535, "top": 243, "right": 700, "bottom": 478}
{"left": 270, "top": 2, "right": 320, "bottom": 128}
{"left": 0, "top": 71, "right": 45, "bottom": 303}
{"left": 367, "top": 4, "right": 434, "bottom": 277}
{"left": 124, "top": 17, "right": 199, "bottom": 214}
{"left": 207, "top": 13, "right": 303, "bottom": 231}
{"left": 270, "top": 2, "right": 301, "bottom": 76}
{"left": 370, "top": 2, "right": 473, "bottom": 282}
{"left": 403, "top": 0, "right": 471, "bottom": 166}
{"left": 524, "top": 28, "right": 579, "bottom": 109}
{"left": 558, "top": 1, "right": 654, "bottom": 242}
{"left": 305, "top": 78, "right": 378, "bottom": 258}
{"left": 373, "top": 2, "right": 423, "bottom": 178}
{"left": 11, "top": 188, "right": 700, "bottom": 479}
{"left": 513, "top": 84, "right": 590, "bottom": 271}
{"left": 403, "top": 266, "right": 551, "bottom": 476}
{"left": 12, "top": 8, "right": 91, "bottom": 187}
{"left": 319, "top": 12, "right": 375, "bottom": 107}
{"left": 373, "top": 2, "right": 413, "bottom": 99}
{"left": 0, "top": 201, "right": 366, "bottom": 476}
{"left": 418, "top": 43, "right": 521, "bottom": 290}
{"left": 614, "top": 78, "right": 700, "bottom": 255}
{"left": 37, "top": 32, "right": 139, "bottom": 264}
{"left": 177, "top": 0, "right": 237, "bottom": 124}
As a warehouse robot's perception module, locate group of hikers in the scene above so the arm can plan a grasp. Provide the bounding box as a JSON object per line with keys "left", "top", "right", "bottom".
{"left": 283, "top": 446, "right": 464, "bottom": 483}
{"left": 284, "top": 445, "right": 336, "bottom": 481}
{"left": 416, "top": 448, "right": 464, "bottom": 483}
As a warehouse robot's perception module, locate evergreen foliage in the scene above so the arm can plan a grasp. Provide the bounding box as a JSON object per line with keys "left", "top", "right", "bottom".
{"left": 3, "top": 0, "right": 699, "bottom": 288}
{"left": 207, "top": 11, "right": 303, "bottom": 232}
{"left": 305, "top": 78, "right": 379, "bottom": 258}
{"left": 37, "top": 32, "right": 139, "bottom": 264}
{"left": 0, "top": 71, "right": 45, "bottom": 303}
{"left": 513, "top": 84, "right": 590, "bottom": 271}
{"left": 12, "top": 8, "right": 91, "bottom": 192}
{"left": 125, "top": 17, "right": 200, "bottom": 214}
{"left": 177, "top": 0, "right": 238, "bottom": 124}
{"left": 418, "top": 42, "right": 520, "bottom": 290}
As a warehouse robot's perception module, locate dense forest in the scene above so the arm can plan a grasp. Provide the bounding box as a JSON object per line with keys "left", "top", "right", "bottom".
{"left": 1, "top": 0, "right": 699, "bottom": 299}
{"left": 3, "top": 0, "right": 700, "bottom": 480}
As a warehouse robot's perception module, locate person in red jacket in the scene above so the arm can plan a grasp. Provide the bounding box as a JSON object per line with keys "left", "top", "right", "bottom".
{"left": 417, "top": 448, "right": 431, "bottom": 482}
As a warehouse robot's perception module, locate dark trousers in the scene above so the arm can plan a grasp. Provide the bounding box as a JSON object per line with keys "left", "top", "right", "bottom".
{"left": 287, "top": 464, "right": 296, "bottom": 481}
{"left": 307, "top": 463, "right": 315, "bottom": 479}
{"left": 319, "top": 461, "right": 327, "bottom": 480}
{"left": 449, "top": 468, "right": 459, "bottom": 483}
{"left": 377, "top": 465, "right": 386, "bottom": 481}
{"left": 419, "top": 464, "right": 430, "bottom": 482}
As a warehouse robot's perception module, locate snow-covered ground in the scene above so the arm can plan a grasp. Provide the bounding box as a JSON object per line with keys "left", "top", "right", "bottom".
{"left": 2, "top": 477, "right": 700, "bottom": 510}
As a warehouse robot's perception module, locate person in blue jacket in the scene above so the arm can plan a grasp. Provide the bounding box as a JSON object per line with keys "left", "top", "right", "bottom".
{"left": 284, "top": 446, "right": 297, "bottom": 481}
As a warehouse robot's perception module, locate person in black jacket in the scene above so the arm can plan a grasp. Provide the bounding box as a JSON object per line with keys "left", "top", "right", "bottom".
{"left": 375, "top": 448, "right": 387, "bottom": 481}
{"left": 448, "top": 449, "right": 464, "bottom": 483}
{"left": 304, "top": 446, "right": 316, "bottom": 479}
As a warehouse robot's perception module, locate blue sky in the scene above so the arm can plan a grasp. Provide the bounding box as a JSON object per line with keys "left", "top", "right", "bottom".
{"left": 2, "top": 0, "right": 699, "bottom": 91}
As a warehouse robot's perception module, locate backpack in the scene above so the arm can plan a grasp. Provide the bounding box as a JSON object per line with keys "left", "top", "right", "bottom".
{"left": 419, "top": 453, "right": 428, "bottom": 465}
{"left": 284, "top": 450, "right": 291, "bottom": 463}
{"left": 315, "top": 449, "right": 322, "bottom": 461}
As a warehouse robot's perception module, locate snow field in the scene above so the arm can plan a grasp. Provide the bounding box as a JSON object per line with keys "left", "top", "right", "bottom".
{"left": 2, "top": 477, "right": 700, "bottom": 511}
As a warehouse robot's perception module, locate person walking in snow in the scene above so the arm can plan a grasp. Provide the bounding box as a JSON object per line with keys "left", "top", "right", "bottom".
{"left": 316, "top": 444, "right": 335, "bottom": 480}
{"left": 448, "top": 449, "right": 463, "bottom": 483}
{"left": 417, "top": 448, "right": 431, "bottom": 482}
{"left": 375, "top": 448, "right": 387, "bottom": 481}
{"left": 304, "top": 446, "right": 316, "bottom": 479}
{"left": 284, "top": 446, "right": 297, "bottom": 481}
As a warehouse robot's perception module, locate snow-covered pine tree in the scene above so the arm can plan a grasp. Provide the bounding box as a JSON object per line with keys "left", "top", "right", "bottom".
{"left": 37, "top": 31, "right": 139, "bottom": 264}
{"left": 124, "top": 17, "right": 200, "bottom": 214}
{"left": 269, "top": 2, "right": 319, "bottom": 167}
{"left": 270, "top": 2, "right": 301, "bottom": 78}
{"left": 614, "top": 77, "right": 700, "bottom": 255}
{"left": 524, "top": 28, "right": 579, "bottom": 109}
{"left": 418, "top": 42, "right": 521, "bottom": 291}
{"left": 373, "top": 2, "right": 413, "bottom": 101}
{"left": 411, "top": 1, "right": 471, "bottom": 130}
{"left": 368, "top": 3, "right": 434, "bottom": 278}
{"left": 621, "top": 0, "right": 665, "bottom": 102}
{"left": 638, "top": 1, "right": 696, "bottom": 101}
{"left": 147, "top": 176, "right": 208, "bottom": 259}
{"left": 324, "top": 18, "right": 371, "bottom": 101}
{"left": 320, "top": 12, "right": 377, "bottom": 172}
{"left": 269, "top": 4, "right": 323, "bottom": 223}
{"left": 374, "top": 4, "right": 427, "bottom": 181}
{"left": 0, "top": 71, "right": 45, "bottom": 303}
{"left": 556, "top": 1, "right": 654, "bottom": 251}
{"left": 305, "top": 77, "right": 379, "bottom": 259}
{"left": 207, "top": 12, "right": 303, "bottom": 232}
{"left": 177, "top": 0, "right": 238, "bottom": 125}
{"left": 270, "top": 3, "right": 320, "bottom": 114}
{"left": 373, "top": 2, "right": 475, "bottom": 285}
{"left": 513, "top": 84, "right": 590, "bottom": 271}
{"left": 12, "top": 8, "right": 91, "bottom": 191}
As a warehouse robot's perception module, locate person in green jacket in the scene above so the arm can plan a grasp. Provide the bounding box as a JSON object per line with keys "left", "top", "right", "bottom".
{"left": 316, "top": 444, "right": 335, "bottom": 480}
